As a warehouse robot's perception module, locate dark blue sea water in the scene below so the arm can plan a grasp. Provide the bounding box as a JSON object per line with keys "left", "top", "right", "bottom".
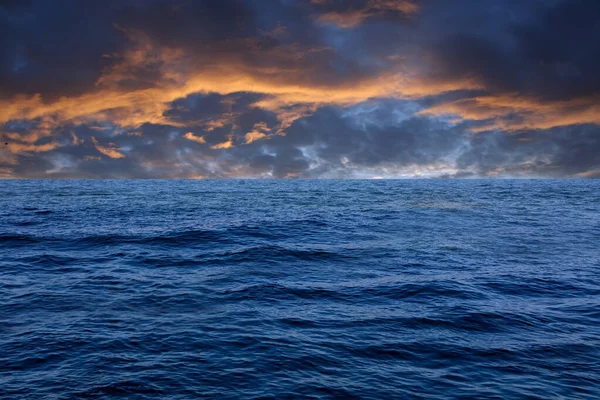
{"left": 1, "top": 180, "right": 599, "bottom": 399}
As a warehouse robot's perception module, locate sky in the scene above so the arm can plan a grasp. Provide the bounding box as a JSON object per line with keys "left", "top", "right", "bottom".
{"left": 1, "top": 0, "right": 599, "bottom": 179}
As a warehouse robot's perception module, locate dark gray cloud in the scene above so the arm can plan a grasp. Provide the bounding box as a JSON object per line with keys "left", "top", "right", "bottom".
{"left": 424, "top": 0, "right": 600, "bottom": 100}
{"left": 4, "top": 96, "right": 598, "bottom": 179}
{"left": 1, "top": 0, "right": 599, "bottom": 178}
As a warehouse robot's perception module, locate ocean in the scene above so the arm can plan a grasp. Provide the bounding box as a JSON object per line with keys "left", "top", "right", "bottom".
{"left": 1, "top": 179, "right": 599, "bottom": 399}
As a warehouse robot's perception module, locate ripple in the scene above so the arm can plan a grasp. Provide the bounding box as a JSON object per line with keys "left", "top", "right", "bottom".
{"left": 1, "top": 179, "right": 599, "bottom": 398}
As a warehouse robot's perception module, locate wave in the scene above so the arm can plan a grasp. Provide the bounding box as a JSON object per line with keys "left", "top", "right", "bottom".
{"left": 2, "top": 180, "right": 599, "bottom": 399}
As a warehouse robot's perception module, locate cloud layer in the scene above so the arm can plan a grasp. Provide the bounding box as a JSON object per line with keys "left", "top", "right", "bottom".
{"left": 1, "top": 0, "right": 599, "bottom": 178}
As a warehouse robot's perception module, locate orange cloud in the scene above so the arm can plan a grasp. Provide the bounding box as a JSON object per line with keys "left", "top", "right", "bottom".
{"left": 0, "top": 168, "right": 13, "bottom": 178}
{"left": 317, "top": 10, "right": 372, "bottom": 28}
{"left": 15, "top": 25, "right": 595, "bottom": 147}
{"left": 5, "top": 141, "right": 61, "bottom": 154}
{"left": 0, "top": 148, "right": 17, "bottom": 166}
{"left": 244, "top": 122, "right": 271, "bottom": 144}
{"left": 369, "top": 0, "right": 419, "bottom": 14}
{"left": 0, "top": 54, "right": 468, "bottom": 137}
{"left": 420, "top": 94, "right": 600, "bottom": 132}
{"left": 183, "top": 132, "right": 206, "bottom": 144}
{"left": 91, "top": 136, "right": 126, "bottom": 158}
{"left": 0, "top": 23, "right": 488, "bottom": 136}
{"left": 3, "top": 117, "right": 58, "bottom": 144}
{"left": 314, "top": 0, "right": 419, "bottom": 28}
{"left": 1, "top": 117, "right": 62, "bottom": 155}
{"left": 211, "top": 135, "right": 235, "bottom": 149}
{"left": 71, "top": 131, "right": 83, "bottom": 145}
{"left": 577, "top": 169, "right": 600, "bottom": 178}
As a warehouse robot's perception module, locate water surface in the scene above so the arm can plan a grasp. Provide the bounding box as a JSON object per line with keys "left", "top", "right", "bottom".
{"left": 1, "top": 180, "right": 599, "bottom": 398}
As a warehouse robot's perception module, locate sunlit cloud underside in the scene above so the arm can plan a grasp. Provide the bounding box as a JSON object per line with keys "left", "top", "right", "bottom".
{"left": 1, "top": 0, "right": 599, "bottom": 178}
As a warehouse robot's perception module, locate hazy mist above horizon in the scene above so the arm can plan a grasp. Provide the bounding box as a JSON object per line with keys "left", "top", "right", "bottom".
{"left": 1, "top": 0, "right": 599, "bottom": 179}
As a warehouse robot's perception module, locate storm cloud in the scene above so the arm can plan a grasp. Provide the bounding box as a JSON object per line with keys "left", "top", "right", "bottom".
{"left": 1, "top": 0, "right": 599, "bottom": 178}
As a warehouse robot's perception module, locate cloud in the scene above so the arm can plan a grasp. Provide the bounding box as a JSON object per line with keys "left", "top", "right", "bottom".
{"left": 313, "top": 0, "right": 419, "bottom": 28}
{"left": 211, "top": 135, "right": 235, "bottom": 150}
{"left": 0, "top": 29, "right": 481, "bottom": 143}
{"left": 183, "top": 132, "right": 206, "bottom": 144}
{"left": 420, "top": 94, "right": 600, "bottom": 132}
{"left": 4, "top": 141, "right": 61, "bottom": 154}
{"left": 91, "top": 136, "right": 126, "bottom": 159}
{"left": 577, "top": 170, "right": 600, "bottom": 179}
{"left": 1, "top": 0, "right": 599, "bottom": 178}
{"left": 244, "top": 122, "right": 271, "bottom": 144}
